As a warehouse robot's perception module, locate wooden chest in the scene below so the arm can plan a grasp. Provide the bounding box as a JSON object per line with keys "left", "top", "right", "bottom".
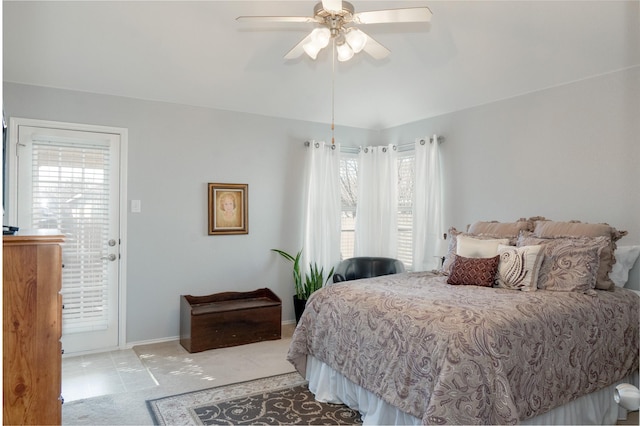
{"left": 180, "top": 288, "right": 282, "bottom": 353}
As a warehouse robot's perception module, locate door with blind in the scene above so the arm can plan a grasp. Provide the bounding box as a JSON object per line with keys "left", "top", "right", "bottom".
{"left": 14, "top": 123, "right": 122, "bottom": 354}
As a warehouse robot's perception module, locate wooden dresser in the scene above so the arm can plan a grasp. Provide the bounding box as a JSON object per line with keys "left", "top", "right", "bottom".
{"left": 3, "top": 231, "right": 64, "bottom": 425}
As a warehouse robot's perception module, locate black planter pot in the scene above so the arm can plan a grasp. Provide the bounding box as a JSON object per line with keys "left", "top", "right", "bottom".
{"left": 293, "top": 295, "right": 307, "bottom": 324}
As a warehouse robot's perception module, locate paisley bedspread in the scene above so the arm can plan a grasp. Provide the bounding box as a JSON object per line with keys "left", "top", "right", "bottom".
{"left": 287, "top": 272, "right": 639, "bottom": 425}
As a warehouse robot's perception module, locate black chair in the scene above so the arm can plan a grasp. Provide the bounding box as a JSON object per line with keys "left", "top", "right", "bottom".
{"left": 332, "top": 257, "right": 405, "bottom": 283}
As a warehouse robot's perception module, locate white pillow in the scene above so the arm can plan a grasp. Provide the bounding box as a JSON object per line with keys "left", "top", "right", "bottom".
{"left": 496, "top": 244, "right": 544, "bottom": 291}
{"left": 610, "top": 245, "right": 640, "bottom": 287}
{"left": 456, "top": 235, "right": 510, "bottom": 258}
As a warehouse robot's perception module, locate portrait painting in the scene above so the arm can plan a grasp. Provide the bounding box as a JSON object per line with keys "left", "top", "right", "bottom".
{"left": 208, "top": 183, "right": 248, "bottom": 235}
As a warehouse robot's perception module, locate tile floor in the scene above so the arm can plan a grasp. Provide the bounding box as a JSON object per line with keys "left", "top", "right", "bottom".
{"left": 62, "top": 348, "right": 158, "bottom": 402}
{"left": 61, "top": 323, "right": 296, "bottom": 403}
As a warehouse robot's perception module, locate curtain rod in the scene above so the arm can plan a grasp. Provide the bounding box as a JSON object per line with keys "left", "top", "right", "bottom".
{"left": 304, "top": 136, "right": 444, "bottom": 154}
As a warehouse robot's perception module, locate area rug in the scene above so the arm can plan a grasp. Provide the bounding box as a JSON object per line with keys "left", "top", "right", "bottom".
{"left": 147, "top": 372, "right": 362, "bottom": 425}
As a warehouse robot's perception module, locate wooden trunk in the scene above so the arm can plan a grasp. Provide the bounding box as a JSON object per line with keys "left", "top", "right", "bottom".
{"left": 3, "top": 231, "right": 64, "bottom": 425}
{"left": 180, "top": 288, "right": 281, "bottom": 353}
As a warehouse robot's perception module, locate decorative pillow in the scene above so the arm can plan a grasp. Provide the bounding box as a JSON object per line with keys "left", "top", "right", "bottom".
{"left": 610, "top": 246, "right": 640, "bottom": 287}
{"left": 526, "top": 221, "right": 624, "bottom": 290}
{"left": 496, "top": 244, "right": 544, "bottom": 292}
{"left": 447, "top": 254, "right": 500, "bottom": 287}
{"left": 457, "top": 235, "right": 510, "bottom": 259}
{"left": 440, "top": 227, "right": 508, "bottom": 275}
{"left": 518, "top": 235, "right": 604, "bottom": 292}
{"left": 467, "top": 219, "right": 533, "bottom": 239}
{"left": 532, "top": 220, "right": 627, "bottom": 242}
{"left": 440, "top": 227, "right": 462, "bottom": 275}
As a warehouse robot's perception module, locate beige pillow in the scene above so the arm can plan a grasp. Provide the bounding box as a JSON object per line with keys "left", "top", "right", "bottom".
{"left": 533, "top": 220, "right": 627, "bottom": 241}
{"left": 441, "top": 226, "right": 514, "bottom": 275}
{"left": 457, "top": 235, "right": 510, "bottom": 258}
{"left": 496, "top": 244, "right": 544, "bottom": 292}
{"left": 467, "top": 219, "right": 533, "bottom": 239}
{"left": 518, "top": 234, "right": 606, "bottom": 292}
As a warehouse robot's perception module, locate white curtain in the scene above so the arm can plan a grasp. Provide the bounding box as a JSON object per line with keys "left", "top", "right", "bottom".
{"left": 412, "top": 135, "right": 445, "bottom": 271}
{"left": 354, "top": 144, "right": 398, "bottom": 257}
{"left": 302, "top": 141, "right": 342, "bottom": 277}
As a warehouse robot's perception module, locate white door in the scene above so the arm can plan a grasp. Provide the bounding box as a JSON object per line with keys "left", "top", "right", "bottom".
{"left": 11, "top": 120, "right": 125, "bottom": 354}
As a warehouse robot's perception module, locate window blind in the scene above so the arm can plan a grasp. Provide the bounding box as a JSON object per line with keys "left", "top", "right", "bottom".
{"left": 340, "top": 156, "right": 358, "bottom": 259}
{"left": 30, "top": 139, "right": 111, "bottom": 334}
{"left": 397, "top": 155, "right": 414, "bottom": 270}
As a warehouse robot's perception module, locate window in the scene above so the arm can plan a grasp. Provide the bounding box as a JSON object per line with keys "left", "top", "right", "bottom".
{"left": 339, "top": 154, "right": 358, "bottom": 260}
{"left": 339, "top": 149, "right": 416, "bottom": 270}
{"left": 397, "top": 152, "right": 415, "bottom": 270}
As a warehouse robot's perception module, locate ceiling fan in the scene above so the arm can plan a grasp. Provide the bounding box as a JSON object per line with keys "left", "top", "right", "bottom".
{"left": 237, "top": 0, "right": 432, "bottom": 62}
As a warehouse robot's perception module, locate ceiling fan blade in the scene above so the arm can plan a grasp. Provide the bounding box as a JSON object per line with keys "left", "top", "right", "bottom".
{"left": 322, "top": 0, "right": 343, "bottom": 14}
{"left": 236, "top": 16, "right": 317, "bottom": 23}
{"left": 284, "top": 33, "right": 313, "bottom": 59}
{"left": 362, "top": 33, "right": 390, "bottom": 60}
{"left": 353, "top": 7, "right": 432, "bottom": 24}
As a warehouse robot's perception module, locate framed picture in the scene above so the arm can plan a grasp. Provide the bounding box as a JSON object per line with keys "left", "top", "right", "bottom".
{"left": 208, "top": 183, "right": 248, "bottom": 235}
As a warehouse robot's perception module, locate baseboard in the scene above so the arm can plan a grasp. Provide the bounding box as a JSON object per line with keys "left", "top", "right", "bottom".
{"left": 125, "top": 320, "right": 296, "bottom": 349}
{"left": 125, "top": 335, "right": 180, "bottom": 349}
{"left": 62, "top": 346, "right": 122, "bottom": 358}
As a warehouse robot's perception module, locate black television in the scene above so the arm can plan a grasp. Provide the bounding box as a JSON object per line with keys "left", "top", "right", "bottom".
{"left": 2, "top": 110, "right": 6, "bottom": 213}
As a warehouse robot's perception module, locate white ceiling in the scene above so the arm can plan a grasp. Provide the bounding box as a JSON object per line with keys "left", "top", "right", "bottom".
{"left": 3, "top": 1, "right": 639, "bottom": 130}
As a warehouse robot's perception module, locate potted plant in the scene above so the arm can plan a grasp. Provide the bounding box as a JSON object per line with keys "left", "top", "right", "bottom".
{"left": 272, "top": 249, "right": 333, "bottom": 323}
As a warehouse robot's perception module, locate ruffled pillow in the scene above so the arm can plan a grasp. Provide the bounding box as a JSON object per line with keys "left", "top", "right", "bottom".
{"left": 530, "top": 220, "right": 628, "bottom": 290}
{"left": 467, "top": 219, "right": 533, "bottom": 239}
{"left": 518, "top": 234, "right": 604, "bottom": 292}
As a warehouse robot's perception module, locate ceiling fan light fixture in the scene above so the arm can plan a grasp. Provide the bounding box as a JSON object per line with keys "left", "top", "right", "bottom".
{"left": 336, "top": 41, "right": 354, "bottom": 62}
{"left": 345, "top": 28, "right": 366, "bottom": 53}
{"left": 239, "top": 2, "right": 432, "bottom": 61}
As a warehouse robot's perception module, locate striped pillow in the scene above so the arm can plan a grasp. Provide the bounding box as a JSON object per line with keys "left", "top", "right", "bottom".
{"left": 495, "top": 244, "right": 544, "bottom": 291}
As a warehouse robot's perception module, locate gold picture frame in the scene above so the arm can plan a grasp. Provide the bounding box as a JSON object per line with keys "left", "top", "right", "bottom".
{"left": 208, "top": 183, "right": 248, "bottom": 235}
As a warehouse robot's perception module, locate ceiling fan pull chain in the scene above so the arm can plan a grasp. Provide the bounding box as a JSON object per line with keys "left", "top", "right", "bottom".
{"left": 331, "top": 37, "right": 335, "bottom": 145}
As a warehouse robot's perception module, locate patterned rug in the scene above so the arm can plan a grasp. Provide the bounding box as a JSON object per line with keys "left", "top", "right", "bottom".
{"left": 147, "top": 372, "right": 362, "bottom": 425}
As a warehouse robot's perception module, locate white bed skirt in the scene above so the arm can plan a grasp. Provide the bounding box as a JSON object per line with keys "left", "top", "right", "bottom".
{"left": 306, "top": 355, "right": 636, "bottom": 425}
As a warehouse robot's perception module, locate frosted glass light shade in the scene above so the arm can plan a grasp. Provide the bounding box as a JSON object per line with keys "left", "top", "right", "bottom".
{"left": 345, "top": 28, "right": 367, "bottom": 53}
{"left": 303, "top": 27, "right": 331, "bottom": 60}
{"left": 614, "top": 384, "right": 640, "bottom": 411}
{"left": 311, "top": 27, "right": 331, "bottom": 48}
{"left": 336, "top": 42, "right": 354, "bottom": 62}
{"left": 303, "top": 42, "right": 323, "bottom": 60}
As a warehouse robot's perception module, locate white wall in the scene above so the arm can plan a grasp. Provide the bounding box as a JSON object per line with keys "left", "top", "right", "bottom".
{"left": 384, "top": 66, "right": 640, "bottom": 289}
{"left": 2, "top": 82, "right": 380, "bottom": 343}
{"left": 4, "top": 66, "right": 638, "bottom": 346}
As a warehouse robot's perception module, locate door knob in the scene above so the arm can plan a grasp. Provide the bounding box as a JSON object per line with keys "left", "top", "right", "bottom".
{"left": 101, "top": 254, "right": 117, "bottom": 261}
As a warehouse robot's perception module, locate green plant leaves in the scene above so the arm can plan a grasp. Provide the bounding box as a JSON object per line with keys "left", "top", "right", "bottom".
{"left": 272, "top": 249, "right": 334, "bottom": 300}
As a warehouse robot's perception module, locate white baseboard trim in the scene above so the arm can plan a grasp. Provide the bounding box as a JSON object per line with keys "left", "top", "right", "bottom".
{"left": 125, "top": 320, "right": 296, "bottom": 349}
{"left": 125, "top": 335, "right": 179, "bottom": 349}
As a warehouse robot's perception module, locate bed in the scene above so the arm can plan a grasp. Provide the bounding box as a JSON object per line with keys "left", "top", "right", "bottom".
{"left": 287, "top": 219, "right": 640, "bottom": 425}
